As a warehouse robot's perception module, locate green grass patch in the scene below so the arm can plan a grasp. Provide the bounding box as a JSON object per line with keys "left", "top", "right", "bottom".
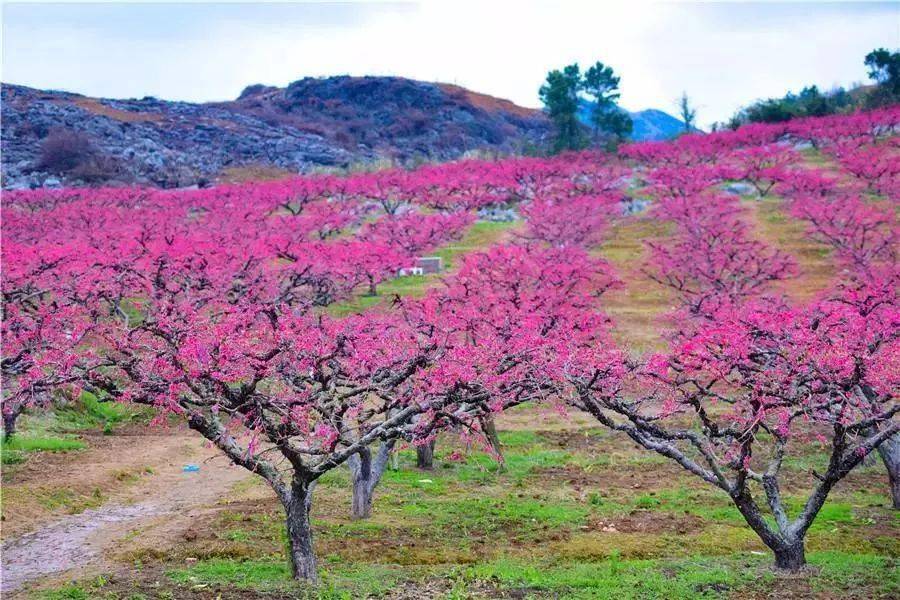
{"left": 54, "top": 391, "right": 152, "bottom": 433}
{"left": 401, "top": 494, "right": 588, "bottom": 537}
{"left": 461, "top": 551, "right": 898, "bottom": 599}
{"left": 168, "top": 558, "right": 293, "bottom": 592}
{"left": 327, "top": 220, "right": 520, "bottom": 316}
{"left": 431, "top": 219, "right": 520, "bottom": 270}
{"left": 1, "top": 433, "right": 86, "bottom": 465}
{"left": 465, "top": 555, "right": 746, "bottom": 599}
{"left": 36, "top": 487, "right": 105, "bottom": 513}
{"left": 168, "top": 558, "right": 434, "bottom": 598}
{"left": 804, "top": 550, "right": 900, "bottom": 596}
{"left": 379, "top": 466, "right": 451, "bottom": 494}
{"left": 35, "top": 576, "right": 112, "bottom": 600}
{"left": 41, "top": 551, "right": 900, "bottom": 599}
{"left": 1, "top": 392, "right": 152, "bottom": 466}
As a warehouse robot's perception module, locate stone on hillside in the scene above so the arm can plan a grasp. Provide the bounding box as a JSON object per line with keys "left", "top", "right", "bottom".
{"left": 478, "top": 206, "right": 518, "bottom": 222}
{"left": 723, "top": 182, "right": 756, "bottom": 196}
{"left": 622, "top": 198, "right": 651, "bottom": 215}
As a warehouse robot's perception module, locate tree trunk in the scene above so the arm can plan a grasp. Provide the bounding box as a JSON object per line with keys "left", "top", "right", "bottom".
{"left": 772, "top": 538, "right": 806, "bottom": 571}
{"left": 283, "top": 479, "right": 317, "bottom": 582}
{"left": 3, "top": 410, "right": 19, "bottom": 441}
{"left": 480, "top": 415, "right": 504, "bottom": 467}
{"left": 876, "top": 433, "right": 900, "bottom": 509}
{"left": 416, "top": 439, "right": 436, "bottom": 470}
{"left": 348, "top": 441, "right": 395, "bottom": 519}
{"left": 390, "top": 449, "right": 399, "bottom": 471}
{"left": 731, "top": 489, "right": 807, "bottom": 572}
{"left": 349, "top": 448, "right": 374, "bottom": 520}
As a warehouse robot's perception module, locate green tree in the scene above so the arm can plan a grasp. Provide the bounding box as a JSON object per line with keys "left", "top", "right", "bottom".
{"left": 591, "top": 109, "right": 632, "bottom": 144}
{"left": 676, "top": 91, "right": 697, "bottom": 133}
{"left": 864, "top": 47, "right": 900, "bottom": 107}
{"left": 582, "top": 61, "right": 632, "bottom": 143}
{"left": 728, "top": 84, "right": 854, "bottom": 127}
{"left": 796, "top": 86, "right": 830, "bottom": 117}
{"left": 865, "top": 47, "right": 900, "bottom": 94}
{"left": 539, "top": 64, "right": 586, "bottom": 153}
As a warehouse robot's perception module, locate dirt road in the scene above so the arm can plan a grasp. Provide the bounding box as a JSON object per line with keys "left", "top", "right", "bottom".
{"left": 1, "top": 428, "right": 256, "bottom": 595}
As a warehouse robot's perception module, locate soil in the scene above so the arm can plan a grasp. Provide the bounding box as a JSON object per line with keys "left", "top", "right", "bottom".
{"left": 1, "top": 426, "right": 256, "bottom": 596}
{"left": 535, "top": 461, "right": 689, "bottom": 492}
{"left": 588, "top": 510, "right": 706, "bottom": 535}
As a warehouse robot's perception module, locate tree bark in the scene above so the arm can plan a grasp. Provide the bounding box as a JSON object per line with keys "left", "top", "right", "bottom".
{"left": 282, "top": 479, "right": 317, "bottom": 582}
{"left": 876, "top": 433, "right": 900, "bottom": 509}
{"left": 348, "top": 440, "right": 395, "bottom": 519}
{"left": 731, "top": 489, "right": 808, "bottom": 571}
{"left": 3, "top": 410, "right": 20, "bottom": 441}
{"left": 350, "top": 448, "right": 374, "bottom": 519}
{"left": 416, "top": 439, "right": 436, "bottom": 470}
{"left": 480, "top": 415, "right": 504, "bottom": 467}
{"left": 772, "top": 538, "right": 806, "bottom": 571}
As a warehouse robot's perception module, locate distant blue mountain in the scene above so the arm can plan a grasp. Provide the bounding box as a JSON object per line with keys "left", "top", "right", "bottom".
{"left": 577, "top": 99, "right": 691, "bottom": 141}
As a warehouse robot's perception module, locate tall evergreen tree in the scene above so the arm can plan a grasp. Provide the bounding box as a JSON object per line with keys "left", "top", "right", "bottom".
{"left": 540, "top": 64, "right": 585, "bottom": 152}
{"left": 582, "top": 61, "right": 632, "bottom": 144}
{"left": 539, "top": 64, "right": 585, "bottom": 153}
{"left": 541, "top": 60, "right": 632, "bottom": 151}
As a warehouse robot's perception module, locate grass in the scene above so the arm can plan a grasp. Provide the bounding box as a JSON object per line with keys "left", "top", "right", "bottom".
{"left": 27, "top": 417, "right": 899, "bottom": 598}
{"left": 55, "top": 391, "right": 152, "bottom": 433}
{"left": 596, "top": 215, "right": 674, "bottom": 352}
{"left": 38, "top": 415, "right": 884, "bottom": 598}
{"left": 466, "top": 555, "right": 748, "bottom": 599}
{"left": 69, "top": 97, "right": 161, "bottom": 123}
{"left": 745, "top": 196, "right": 836, "bottom": 302}
{"left": 430, "top": 219, "right": 521, "bottom": 270}
{"left": 97, "top": 550, "right": 896, "bottom": 599}
{"left": 462, "top": 551, "right": 899, "bottom": 599}
{"left": 1, "top": 392, "right": 152, "bottom": 466}
{"left": 19, "top": 159, "right": 900, "bottom": 598}
{"left": 166, "top": 559, "right": 433, "bottom": 598}
{"left": 36, "top": 487, "right": 106, "bottom": 513}
{"left": 327, "top": 219, "right": 520, "bottom": 316}
{"left": 1, "top": 434, "right": 86, "bottom": 465}
{"left": 169, "top": 559, "right": 293, "bottom": 591}
{"left": 400, "top": 495, "right": 589, "bottom": 536}
{"left": 216, "top": 164, "right": 297, "bottom": 184}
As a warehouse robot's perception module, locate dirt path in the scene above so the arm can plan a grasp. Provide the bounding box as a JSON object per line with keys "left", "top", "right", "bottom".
{"left": 1, "top": 428, "right": 255, "bottom": 596}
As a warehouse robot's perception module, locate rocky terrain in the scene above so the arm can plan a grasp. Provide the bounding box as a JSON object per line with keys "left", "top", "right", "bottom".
{"left": 1, "top": 76, "right": 692, "bottom": 190}
{"left": 1, "top": 77, "right": 549, "bottom": 189}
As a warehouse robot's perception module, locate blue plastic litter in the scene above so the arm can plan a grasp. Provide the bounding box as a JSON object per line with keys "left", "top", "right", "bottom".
{"left": 182, "top": 464, "right": 200, "bottom": 472}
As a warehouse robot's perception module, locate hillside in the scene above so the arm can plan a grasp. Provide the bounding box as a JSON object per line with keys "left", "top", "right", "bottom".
{"left": 1, "top": 78, "right": 697, "bottom": 190}
{"left": 628, "top": 108, "right": 692, "bottom": 140}
{"left": 577, "top": 99, "right": 692, "bottom": 140}
{"left": 1, "top": 77, "right": 549, "bottom": 189}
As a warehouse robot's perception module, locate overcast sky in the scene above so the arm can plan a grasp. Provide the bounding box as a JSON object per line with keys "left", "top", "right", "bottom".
{"left": 2, "top": 1, "right": 898, "bottom": 127}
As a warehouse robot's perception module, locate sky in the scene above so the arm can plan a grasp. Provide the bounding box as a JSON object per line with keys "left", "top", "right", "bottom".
{"left": 2, "top": 1, "right": 898, "bottom": 127}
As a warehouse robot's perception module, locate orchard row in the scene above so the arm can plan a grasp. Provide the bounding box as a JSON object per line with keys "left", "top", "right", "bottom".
{"left": 2, "top": 106, "right": 897, "bottom": 580}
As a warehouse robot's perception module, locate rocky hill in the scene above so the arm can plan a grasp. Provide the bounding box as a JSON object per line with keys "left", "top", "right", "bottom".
{"left": 2, "top": 76, "right": 694, "bottom": 189}
{"left": 1, "top": 77, "right": 549, "bottom": 189}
